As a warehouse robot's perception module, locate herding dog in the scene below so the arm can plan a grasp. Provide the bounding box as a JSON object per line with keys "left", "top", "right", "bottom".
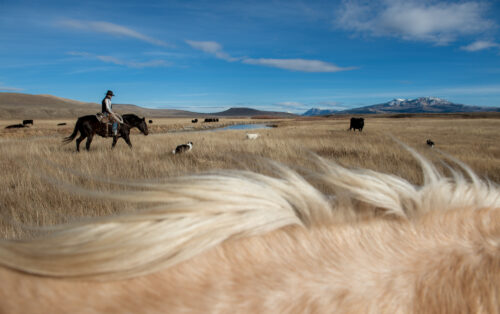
{"left": 172, "top": 142, "right": 193, "bottom": 154}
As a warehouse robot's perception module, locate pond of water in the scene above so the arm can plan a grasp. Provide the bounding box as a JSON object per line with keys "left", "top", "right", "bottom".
{"left": 209, "top": 124, "right": 273, "bottom": 131}
{"left": 168, "top": 123, "right": 274, "bottom": 134}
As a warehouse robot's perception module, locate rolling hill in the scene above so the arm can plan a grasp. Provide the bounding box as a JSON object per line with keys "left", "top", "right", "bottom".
{"left": 0, "top": 93, "right": 295, "bottom": 119}
{"left": 0, "top": 93, "right": 197, "bottom": 119}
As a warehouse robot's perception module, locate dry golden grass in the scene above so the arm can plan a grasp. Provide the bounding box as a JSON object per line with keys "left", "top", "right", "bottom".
{"left": 0, "top": 116, "right": 499, "bottom": 239}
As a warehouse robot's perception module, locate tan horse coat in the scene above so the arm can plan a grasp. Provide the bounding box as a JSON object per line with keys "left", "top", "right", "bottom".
{"left": 0, "top": 153, "right": 499, "bottom": 313}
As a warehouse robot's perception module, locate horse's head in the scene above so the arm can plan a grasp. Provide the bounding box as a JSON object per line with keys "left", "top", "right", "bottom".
{"left": 122, "top": 114, "right": 149, "bottom": 136}
{"left": 139, "top": 117, "right": 149, "bottom": 136}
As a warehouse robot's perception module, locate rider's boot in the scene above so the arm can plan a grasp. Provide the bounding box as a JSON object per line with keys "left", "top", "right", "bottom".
{"left": 112, "top": 122, "right": 118, "bottom": 136}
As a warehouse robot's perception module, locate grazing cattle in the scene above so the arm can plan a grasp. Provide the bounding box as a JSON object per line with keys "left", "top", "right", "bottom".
{"left": 22, "top": 120, "right": 33, "bottom": 126}
{"left": 246, "top": 133, "right": 259, "bottom": 140}
{"left": 204, "top": 118, "right": 219, "bottom": 123}
{"left": 5, "top": 124, "right": 25, "bottom": 129}
{"left": 426, "top": 139, "right": 435, "bottom": 147}
{"left": 172, "top": 142, "right": 193, "bottom": 154}
{"left": 192, "top": 119, "right": 198, "bottom": 123}
{"left": 349, "top": 117, "right": 364, "bottom": 132}
{"left": 0, "top": 153, "right": 499, "bottom": 313}
{"left": 57, "top": 123, "right": 67, "bottom": 126}
{"left": 149, "top": 120, "right": 153, "bottom": 124}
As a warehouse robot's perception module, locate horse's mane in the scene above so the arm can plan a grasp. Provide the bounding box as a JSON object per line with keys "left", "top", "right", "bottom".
{"left": 0, "top": 152, "right": 499, "bottom": 280}
{"left": 122, "top": 113, "right": 143, "bottom": 124}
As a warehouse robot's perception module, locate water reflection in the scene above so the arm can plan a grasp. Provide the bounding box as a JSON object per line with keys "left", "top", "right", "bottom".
{"left": 209, "top": 124, "right": 272, "bottom": 131}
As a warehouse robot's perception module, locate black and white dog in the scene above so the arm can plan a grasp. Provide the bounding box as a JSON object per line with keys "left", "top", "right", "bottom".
{"left": 172, "top": 142, "right": 193, "bottom": 154}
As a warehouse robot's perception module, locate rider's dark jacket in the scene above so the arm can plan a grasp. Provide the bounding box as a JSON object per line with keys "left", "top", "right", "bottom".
{"left": 102, "top": 97, "right": 112, "bottom": 113}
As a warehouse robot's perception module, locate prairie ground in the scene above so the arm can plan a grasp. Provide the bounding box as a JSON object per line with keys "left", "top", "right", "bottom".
{"left": 1, "top": 116, "right": 499, "bottom": 239}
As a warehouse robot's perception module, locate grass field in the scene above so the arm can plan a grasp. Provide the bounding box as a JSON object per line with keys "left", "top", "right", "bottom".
{"left": 1, "top": 116, "right": 499, "bottom": 239}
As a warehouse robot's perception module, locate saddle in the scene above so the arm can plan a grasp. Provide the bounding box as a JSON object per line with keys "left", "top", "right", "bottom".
{"left": 96, "top": 112, "right": 125, "bottom": 137}
{"left": 96, "top": 112, "right": 111, "bottom": 124}
{"left": 96, "top": 112, "right": 124, "bottom": 124}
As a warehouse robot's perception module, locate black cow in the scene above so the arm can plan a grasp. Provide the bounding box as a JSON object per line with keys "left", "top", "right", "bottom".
{"left": 192, "top": 119, "right": 198, "bottom": 123}
{"left": 204, "top": 118, "right": 218, "bottom": 123}
{"left": 149, "top": 120, "right": 153, "bottom": 124}
{"left": 426, "top": 139, "right": 435, "bottom": 147}
{"left": 5, "top": 124, "right": 26, "bottom": 129}
{"left": 349, "top": 117, "right": 364, "bottom": 132}
{"left": 22, "top": 119, "right": 33, "bottom": 126}
{"left": 57, "top": 123, "right": 67, "bottom": 126}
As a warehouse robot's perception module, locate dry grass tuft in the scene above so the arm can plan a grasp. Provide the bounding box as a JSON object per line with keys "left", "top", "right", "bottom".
{"left": 0, "top": 116, "right": 499, "bottom": 239}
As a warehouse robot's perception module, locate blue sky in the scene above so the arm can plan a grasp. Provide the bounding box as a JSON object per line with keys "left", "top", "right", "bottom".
{"left": 1, "top": 0, "right": 499, "bottom": 113}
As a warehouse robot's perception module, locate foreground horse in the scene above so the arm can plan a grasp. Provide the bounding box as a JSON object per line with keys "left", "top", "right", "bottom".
{"left": 63, "top": 113, "right": 149, "bottom": 151}
{"left": 0, "top": 155, "right": 498, "bottom": 313}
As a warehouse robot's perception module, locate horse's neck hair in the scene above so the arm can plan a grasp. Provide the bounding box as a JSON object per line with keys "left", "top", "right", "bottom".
{"left": 123, "top": 114, "right": 139, "bottom": 123}
{"left": 0, "top": 154, "right": 499, "bottom": 280}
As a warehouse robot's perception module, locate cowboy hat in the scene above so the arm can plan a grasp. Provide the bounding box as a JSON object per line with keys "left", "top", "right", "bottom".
{"left": 106, "top": 90, "right": 115, "bottom": 96}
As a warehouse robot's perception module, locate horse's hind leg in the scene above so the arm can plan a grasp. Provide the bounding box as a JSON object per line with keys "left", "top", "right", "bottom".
{"left": 76, "top": 135, "right": 86, "bottom": 152}
{"left": 85, "top": 134, "right": 94, "bottom": 151}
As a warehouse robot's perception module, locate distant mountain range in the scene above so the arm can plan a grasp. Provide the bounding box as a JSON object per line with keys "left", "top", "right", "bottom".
{"left": 302, "top": 97, "right": 500, "bottom": 116}
{"left": 0, "top": 93, "right": 294, "bottom": 119}
{"left": 2, "top": 93, "right": 498, "bottom": 120}
{"left": 302, "top": 108, "right": 340, "bottom": 116}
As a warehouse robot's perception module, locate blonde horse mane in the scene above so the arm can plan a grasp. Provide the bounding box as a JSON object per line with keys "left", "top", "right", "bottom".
{"left": 0, "top": 152, "right": 499, "bottom": 282}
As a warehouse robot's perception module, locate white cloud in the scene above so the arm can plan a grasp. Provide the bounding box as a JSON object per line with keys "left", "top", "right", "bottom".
{"left": 243, "top": 58, "right": 356, "bottom": 72}
{"left": 0, "top": 83, "right": 23, "bottom": 92}
{"left": 185, "top": 40, "right": 239, "bottom": 61}
{"left": 59, "top": 19, "right": 172, "bottom": 48}
{"left": 336, "top": 0, "right": 495, "bottom": 44}
{"left": 186, "top": 39, "right": 356, "bottom": 72}
{"left": 461, "top": 40, "right": 500, "bottom": 51}
{"left": 68, "top": 51, "right": 170, "bottom": 68}
{"left": 317, "top": 101, "right": 346, "bottom": 110}
{"left": 273, "top": 101, "right": 346, "bottom": 111}
{"left": 274, "top": 101, "right": 305, "bottom": 107}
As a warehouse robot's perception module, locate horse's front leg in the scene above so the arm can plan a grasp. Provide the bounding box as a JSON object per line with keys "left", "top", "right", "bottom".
{"left": 111, "top": 136, "right": 118, "bottom": 149}
{"left": 85, "top": 134, "right": 94, "bottom": 151}
{"left": 124, "top": 134, "right": 132, "bottom": 149}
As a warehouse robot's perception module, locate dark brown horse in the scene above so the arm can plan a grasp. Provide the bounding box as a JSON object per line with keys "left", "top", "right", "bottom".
{"left": 63, "top": 114, "right": 149, "bottom": 152}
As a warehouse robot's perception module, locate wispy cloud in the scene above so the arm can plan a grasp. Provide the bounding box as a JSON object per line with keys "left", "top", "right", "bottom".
{"left": 185, "top": 40, "right": 239, "bottom": 61}
{"left": 336, "top": 0, "right": 496, "bottom": 44}
{"left": 243, "top": 58, "right": 356, "bottom": 72}
{"left": 0, "top": 83, "right": 23, "bottom": 92}
{"left": 310, "top": 84, "right": 500, "bottom": 101}
{"left": 186, "top": 40, "right": 356, "bottom": 72}
{"left": 437, "top": 84, "right": 500, "bottom": 95}
{"left": 68, "top": 51, "right": 170, "bottom": 68}
{"left": 272, "top": 101, "right": 346, "bottom": 112}
{"left": 59, "top": 19, "right": 172, "bottom": 48}
{"left": 317, "top": 101, "right": 347, "bottom": 110}
{"left": 274, "top": 101, "right": 305, "bottom": 107}
{"left": 461, "top": 40, "right": 500, "bottom": 51}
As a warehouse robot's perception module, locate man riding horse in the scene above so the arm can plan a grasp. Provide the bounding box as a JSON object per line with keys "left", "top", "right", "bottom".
{"left": 63, "top": 90, "right": 149, "bottom": 152}
{"left": 101, "top": 90, "right": 122, "bottom": 137}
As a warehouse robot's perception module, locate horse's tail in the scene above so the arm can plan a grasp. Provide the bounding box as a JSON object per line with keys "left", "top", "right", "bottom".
{"left": 62, "top": 119, "right": 80, "bottom": 144}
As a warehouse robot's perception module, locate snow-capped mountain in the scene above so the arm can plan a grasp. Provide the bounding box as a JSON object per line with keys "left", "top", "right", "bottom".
{"left": 302, "top": 108, "right": 339, "bottom": 116}
{"left": 302, "top": 97, "right": 499, "bottom": 116}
